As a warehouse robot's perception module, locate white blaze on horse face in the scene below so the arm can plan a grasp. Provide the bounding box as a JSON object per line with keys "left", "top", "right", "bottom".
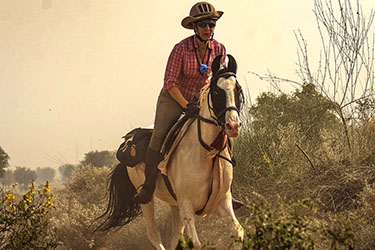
{"left": 217, "top": 76, "right": 241, "bottom": 137}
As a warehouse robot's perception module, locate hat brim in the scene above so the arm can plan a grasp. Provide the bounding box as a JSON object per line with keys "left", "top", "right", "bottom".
{"left": 181, "top": 11, "right": 223, "bottom": 29}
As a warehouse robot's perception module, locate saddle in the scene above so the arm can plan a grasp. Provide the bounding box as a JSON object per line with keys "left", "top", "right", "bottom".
{"left": 116, "top": 114, "right": 192, "bottom": 168}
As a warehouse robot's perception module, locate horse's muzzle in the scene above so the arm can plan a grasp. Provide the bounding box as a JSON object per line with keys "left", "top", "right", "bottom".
{"left": 225, "top": 121, "right": 241, "bottom": 137}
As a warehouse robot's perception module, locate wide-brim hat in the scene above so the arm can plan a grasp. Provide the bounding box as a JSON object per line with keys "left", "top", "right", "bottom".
{"left": 181, "top": 2, "right": 224, "bottom": 29}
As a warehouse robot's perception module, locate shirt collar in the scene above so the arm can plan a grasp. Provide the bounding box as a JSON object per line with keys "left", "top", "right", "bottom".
{"left": 189, "top": 35, "right": 213, "bottom": 51}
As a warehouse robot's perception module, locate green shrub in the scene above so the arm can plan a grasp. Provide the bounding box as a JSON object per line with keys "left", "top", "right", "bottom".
{"left": 231, "top": 84, "right": 375, "bottom": 249}
{"left": 241, "top": 196, "right": 316, "bottom": 250}
{"left": 240, "top": 196, "right": 355, "bottom": 250}
{"left": 0, "top": 182, "right": 58, "bottom": 249}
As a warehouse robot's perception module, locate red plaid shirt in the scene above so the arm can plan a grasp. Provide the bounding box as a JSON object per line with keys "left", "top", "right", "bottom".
{"left": 163, "top": 35, "right": 226, "bottom": 102}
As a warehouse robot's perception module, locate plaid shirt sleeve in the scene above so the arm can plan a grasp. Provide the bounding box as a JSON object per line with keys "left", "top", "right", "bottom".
{"left": 163, "top": 43, "right": 184, "bottom": 90}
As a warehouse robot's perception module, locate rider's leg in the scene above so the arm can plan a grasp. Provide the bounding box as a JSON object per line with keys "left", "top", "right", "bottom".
{"left": 133, "top": 148, "right": 164, "bottom": 204}
{"left": 134, "top": 89, "right": 183, "bottom": 204}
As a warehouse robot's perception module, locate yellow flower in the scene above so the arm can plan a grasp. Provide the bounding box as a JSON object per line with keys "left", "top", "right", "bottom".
{"left": 43, "top": 181, "right": 50, "bottom": 194}
{"left": 12, "top": 183, "right": 18, "bottom": 188}
{"left": 263, "top": 153, "right": 271, "bottom": 164}
{"left": 23, "top": 194, "right": 32, "bottom": 205}
{"left": 22, "top": 183, "right": 36, "bottom": 205}
{"left": 5, "top": 192, "right": 16, "bottom": 209}
{"left": 46, "top": 195, "right": 54, "bottom": 209}
{"left": 5, "top": 192, "right": 15, "bottom": 203}
{"left": 29, "top": 183, "right": 35, "bottom": 195}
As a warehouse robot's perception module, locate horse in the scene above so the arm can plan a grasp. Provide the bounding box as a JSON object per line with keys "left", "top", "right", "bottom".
{"left": 97, "top": 54, "right": 245, "bottom": 250}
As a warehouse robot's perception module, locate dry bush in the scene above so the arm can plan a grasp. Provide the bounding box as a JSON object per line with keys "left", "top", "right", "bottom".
{"left": 233, "top": 123, "right": 318, "bottom": 203}
{"left": 51, "top": 165, "right": 111, "bottom": 250}
{"left": 232, "top": 92, "right": 375, "bottom": 249}
{"left": 349, "top": 183, "right": 375, "bottom": 249}
{"left": 50, "top": 165, "right": 174, "bottom": 250}
{"left": 351, "top": 119, "right": 375, "bottom": 166}
{"left": 46, "top": 110, "right": 375, "bottom": 249}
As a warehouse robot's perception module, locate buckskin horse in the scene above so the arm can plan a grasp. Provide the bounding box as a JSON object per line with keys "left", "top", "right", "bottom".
{"left": 97, "top": 54, "right": 245, "bottom": 250}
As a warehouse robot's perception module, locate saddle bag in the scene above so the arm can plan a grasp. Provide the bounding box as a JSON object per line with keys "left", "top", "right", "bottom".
{"left": 116, "top": 128, "right": 153, "bottom": 167}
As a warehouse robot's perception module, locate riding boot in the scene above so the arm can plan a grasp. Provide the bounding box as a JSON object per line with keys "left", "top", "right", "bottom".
{"left": 133, "top": 148, "right": 164, "bottom": 204}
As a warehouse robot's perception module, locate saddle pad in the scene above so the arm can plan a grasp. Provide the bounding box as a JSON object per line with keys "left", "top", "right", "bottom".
{"left": 160, "top": 114, "right": 191, "bottom": 156}
{"left": 158, "top": 118, "right": 195, "bottom": 175}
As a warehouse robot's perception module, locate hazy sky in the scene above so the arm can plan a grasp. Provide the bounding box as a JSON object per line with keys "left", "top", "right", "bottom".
{"left": 1, "top": 0, "right": 374, "bottom": 169}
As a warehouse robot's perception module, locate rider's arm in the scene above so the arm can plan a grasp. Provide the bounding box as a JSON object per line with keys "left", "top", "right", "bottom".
{"left": 167, "top": 87, "right": 188, "bottom": 109}
{"left": 163, "top": 44, "right": 188, "bottom": 109}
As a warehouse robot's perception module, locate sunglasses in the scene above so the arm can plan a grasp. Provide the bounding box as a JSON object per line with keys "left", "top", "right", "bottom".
{"left": 197, "top": 21, "right": 216, "bottom": 29}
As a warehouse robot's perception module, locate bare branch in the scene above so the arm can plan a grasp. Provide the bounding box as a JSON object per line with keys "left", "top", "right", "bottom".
{"left": 295, "top": 143, "right": 318, "bottom": 173}
{"left": 297, "top": 0, "right": 375, "bottom": 117}
{"left": 247, "top": 71, "right": 303, "bottom": 90}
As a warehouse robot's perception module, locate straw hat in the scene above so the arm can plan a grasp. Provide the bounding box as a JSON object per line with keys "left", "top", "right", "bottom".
{"left": 181, "top": 2, "right": 223, "bottom": 29}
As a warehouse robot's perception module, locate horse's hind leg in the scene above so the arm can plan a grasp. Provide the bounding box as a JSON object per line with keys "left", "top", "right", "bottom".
{"left": 217, "top": 196, "right": 244, "bottom": 249}
{"left": 168, "top": 205, "right": 184, "bottom": 250}
{"left": 141, "top": 201, "right": 166, "bottom": 250}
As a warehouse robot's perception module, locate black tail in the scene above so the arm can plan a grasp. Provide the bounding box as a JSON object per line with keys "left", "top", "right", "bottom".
{"left": 95, "top": 162, "right": 142, "bottom": 231}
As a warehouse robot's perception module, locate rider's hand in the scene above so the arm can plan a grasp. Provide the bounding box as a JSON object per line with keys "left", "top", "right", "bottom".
{"left": 184, "top": 103, "right": 200, "bottom": 117}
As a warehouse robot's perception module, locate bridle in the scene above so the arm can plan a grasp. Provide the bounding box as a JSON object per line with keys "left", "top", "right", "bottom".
{"left": 194, "top": 70, "right": 243, "bottom": 165}
{"left": 208, "top": 71, "right": 242, "bottom": 126}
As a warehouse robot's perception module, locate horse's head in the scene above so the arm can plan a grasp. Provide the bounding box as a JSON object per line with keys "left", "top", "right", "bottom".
{"left": 209, "top": 54, "right": 244, "bottom": 137}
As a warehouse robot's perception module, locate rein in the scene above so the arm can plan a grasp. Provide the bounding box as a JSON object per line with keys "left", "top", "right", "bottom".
{"left": 197, "top": 115, "right": 218, "bottom": 152}
{"left": 195, "top": 73, "right": 240, "bottom": 166}
{"left": 196, "top": 116, "right": 236, "bottom": 166}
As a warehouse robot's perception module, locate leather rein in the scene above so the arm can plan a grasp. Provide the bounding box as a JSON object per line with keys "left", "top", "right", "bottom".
{"left": 195, "top": 72, "right": 240, "bottom": 166}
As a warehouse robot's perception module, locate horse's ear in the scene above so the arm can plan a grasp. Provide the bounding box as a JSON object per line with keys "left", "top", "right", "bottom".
{"left": 212, "top": 55, "right": 223, "bottom": 76}
{"left": 227, "top": 54, "right": 237, "bottom": 74}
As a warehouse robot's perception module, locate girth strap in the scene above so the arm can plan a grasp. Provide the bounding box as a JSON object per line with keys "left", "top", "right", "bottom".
{"left": 162, "top": 174, "right": 177, "bottom": 201}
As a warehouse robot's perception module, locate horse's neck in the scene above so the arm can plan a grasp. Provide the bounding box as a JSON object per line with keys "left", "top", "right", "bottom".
{"left": 198, "top": 92, "right": 222, "bottom": 148}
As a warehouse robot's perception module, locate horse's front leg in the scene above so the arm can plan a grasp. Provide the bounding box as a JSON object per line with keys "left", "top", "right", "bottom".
{"left": 168, "top": 205, "right": 184, "bottom": 250}
{"left": 141, "top": 201, "right": 166, "bottom": 250}
{"left": 216, "top": 194, "right": 244, "bottom": 249}
{"left": 179, "top": 201, "right": 202, "bottom": 249}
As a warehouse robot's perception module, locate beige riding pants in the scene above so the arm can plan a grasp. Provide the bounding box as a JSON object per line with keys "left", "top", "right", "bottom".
{"left": 149, "top": 89, "right": 184, "bottom": 152}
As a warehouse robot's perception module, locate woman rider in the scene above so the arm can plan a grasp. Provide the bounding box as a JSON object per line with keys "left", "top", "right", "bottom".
{"left": 134, "top": 2, "right": 226, "bottom": 204}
